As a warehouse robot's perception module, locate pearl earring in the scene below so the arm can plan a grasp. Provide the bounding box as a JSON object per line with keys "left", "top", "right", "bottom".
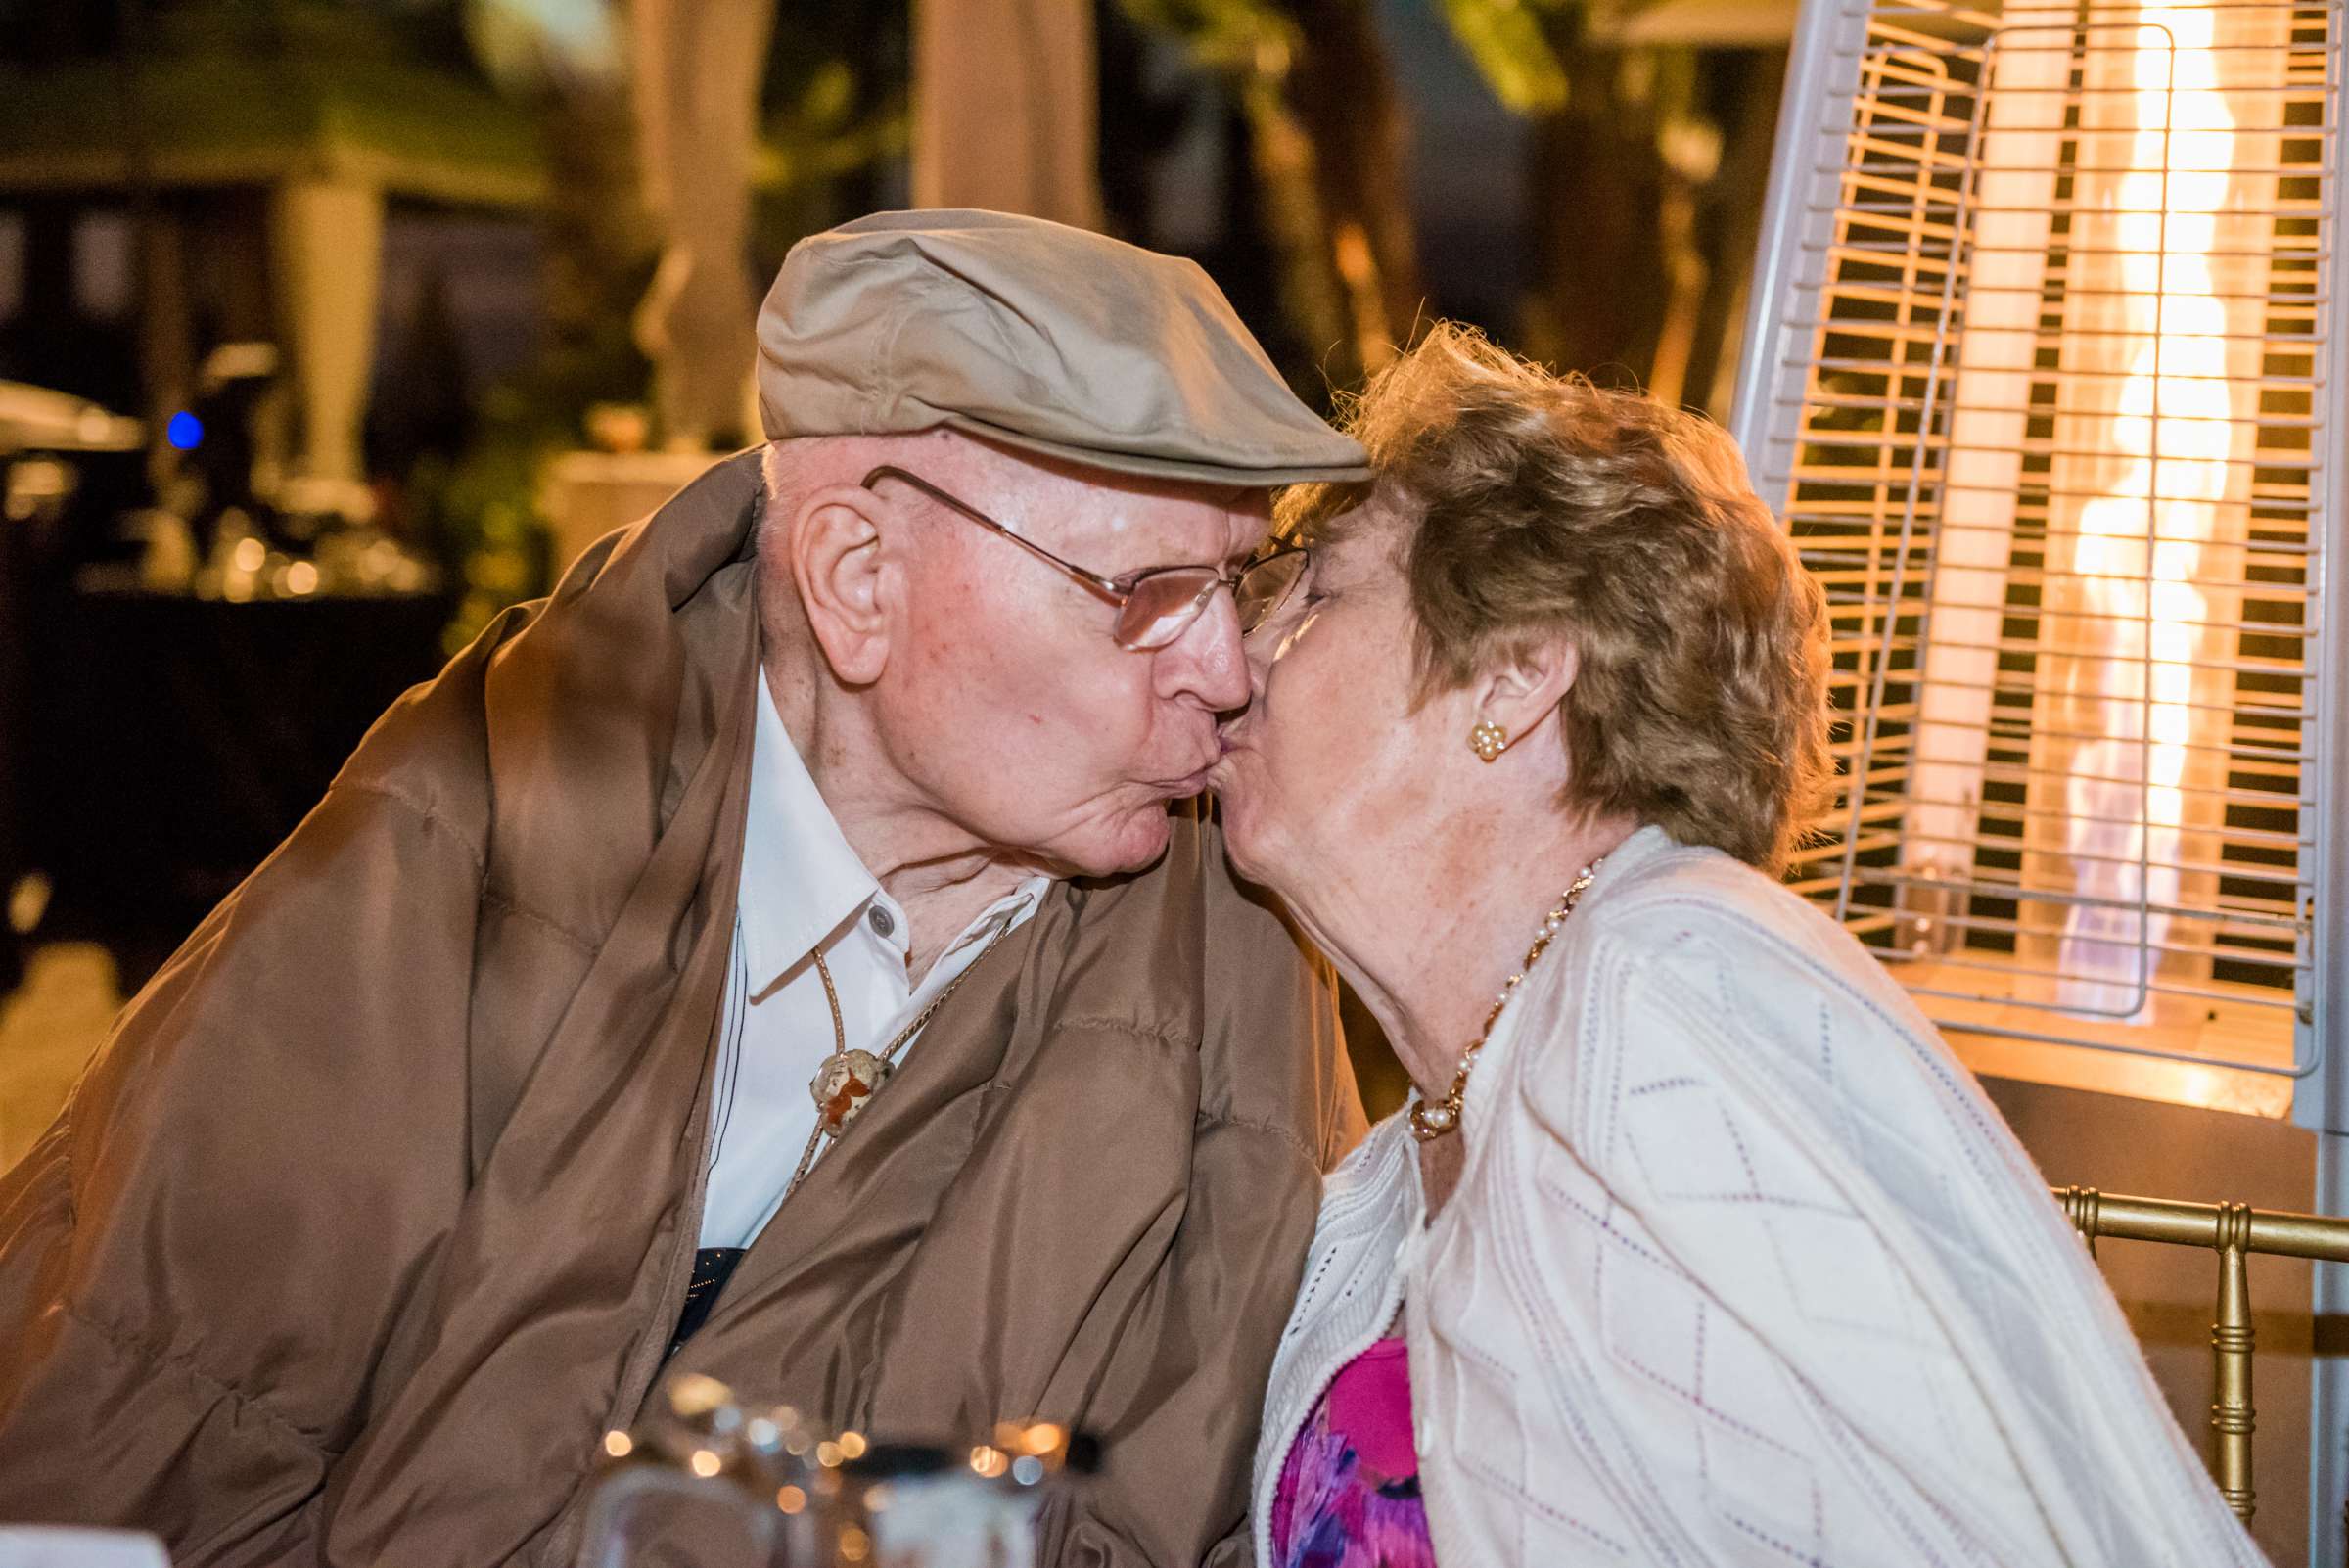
{"left": 1469, "top": 720, "right": 1507, "bottom": 762}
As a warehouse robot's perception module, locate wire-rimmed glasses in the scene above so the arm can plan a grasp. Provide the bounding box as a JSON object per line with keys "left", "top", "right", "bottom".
{"left": 860, "top": 466, "right": 1310, "bottom": 650}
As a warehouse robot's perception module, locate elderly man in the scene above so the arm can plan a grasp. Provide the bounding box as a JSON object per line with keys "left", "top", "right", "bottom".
{"left": 0, "top": 211, "right": 1368, "bottom": 1565}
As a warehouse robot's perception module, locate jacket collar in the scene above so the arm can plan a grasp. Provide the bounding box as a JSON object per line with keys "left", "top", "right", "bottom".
{"left": 473, "top": 449, "right": 766, "bottom": 955}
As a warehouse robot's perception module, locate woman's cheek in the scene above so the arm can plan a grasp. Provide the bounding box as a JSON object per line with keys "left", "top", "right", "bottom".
{"left": 1269, "top": 607, "right": 1322, "bottom": 666}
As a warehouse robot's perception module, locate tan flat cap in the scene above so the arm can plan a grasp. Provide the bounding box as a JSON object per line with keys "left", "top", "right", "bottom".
{"left": 757, "top": 209, "right": 1370, "bottom": 487}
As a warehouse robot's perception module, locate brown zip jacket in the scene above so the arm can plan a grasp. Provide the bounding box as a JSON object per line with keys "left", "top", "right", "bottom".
{"left": 0, "top": 450, "right": 1364, "bottom": 1566}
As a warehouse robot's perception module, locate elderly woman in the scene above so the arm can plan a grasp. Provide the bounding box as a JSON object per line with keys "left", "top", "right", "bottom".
{"left": 1212, "top": 324, "right": 2266, "bottom": 1568}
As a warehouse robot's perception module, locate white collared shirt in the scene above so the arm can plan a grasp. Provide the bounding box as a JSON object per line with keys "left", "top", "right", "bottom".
{"left": 699, "top": 673, "right": 1050, "bottom": 1250}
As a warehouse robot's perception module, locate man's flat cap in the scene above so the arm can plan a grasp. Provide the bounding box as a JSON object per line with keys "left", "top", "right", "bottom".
{"left": 757, "top": 209, "right": 1370, "bottom": 487}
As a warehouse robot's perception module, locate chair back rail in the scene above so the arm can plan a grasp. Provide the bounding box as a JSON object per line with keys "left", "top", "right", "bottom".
{"left": 2052, "top": 1185, "right": 2349, "bottom": 1529}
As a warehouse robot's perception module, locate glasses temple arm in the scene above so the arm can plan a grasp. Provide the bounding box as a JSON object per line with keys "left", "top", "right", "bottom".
{"left": 861, "top": 466, "right": 1127, "bottom": 602}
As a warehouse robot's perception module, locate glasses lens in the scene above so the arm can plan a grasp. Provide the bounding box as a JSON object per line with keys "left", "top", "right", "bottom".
{"left": 1115, "top": 570, "right": 1222, "bottom": 651}
{"left": 1234, "top": 550, "right": 1308, "bottom": 634}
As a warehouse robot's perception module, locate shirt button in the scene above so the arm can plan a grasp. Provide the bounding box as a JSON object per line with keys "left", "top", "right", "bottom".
{"left": 867, "top": 905, "right": 895, "bottom": 939}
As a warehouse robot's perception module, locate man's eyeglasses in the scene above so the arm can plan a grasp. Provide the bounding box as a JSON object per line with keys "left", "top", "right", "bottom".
{"left": 860, "top": 466, "right": 1310, "bottom": 650}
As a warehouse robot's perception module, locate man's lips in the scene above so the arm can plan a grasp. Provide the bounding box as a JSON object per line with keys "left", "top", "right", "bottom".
{"left": 1160, "top": 757, "right": 1222, "bottom": 794}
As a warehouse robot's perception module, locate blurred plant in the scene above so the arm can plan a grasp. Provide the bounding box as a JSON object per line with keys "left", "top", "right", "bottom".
{"left": 1440, "top": 0, "right": 1781, "bottom": 414}
{"left": 366, "top": 0, "right": 642, "bottom": 649}
{"left": 1437, "top": 0, "right": 1569, "bottom": 114}
{"left": 463, "top": 0, "right": 622, "bottom": 89}
{"left": 1120, "top": 0, "right": 1775, "bottom": 413}
{"left": 1119, "top": 0, "right": 1422, "bottom": 392}
{"left": 424, "top": 0, "right": 900, "bottom": 650}
{"left": 706, "top": 17, "right": 907, "bottom": 294}
{"left": 420, "top": 407, "right": 551, "bottom": 656}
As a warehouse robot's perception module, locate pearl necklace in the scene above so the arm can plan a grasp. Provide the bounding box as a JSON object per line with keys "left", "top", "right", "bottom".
{"left": 1407, "top": 858, "right": 1604, "bottom": 1143}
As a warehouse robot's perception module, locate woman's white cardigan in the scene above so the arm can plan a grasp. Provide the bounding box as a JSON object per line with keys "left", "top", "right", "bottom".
{"left": 1250, "top": 827, "right": 2268, "bottom": 1567}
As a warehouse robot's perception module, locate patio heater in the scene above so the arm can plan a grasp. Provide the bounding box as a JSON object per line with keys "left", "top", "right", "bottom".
{"left": 1731, "top": 0, "right": 2346, "bottom": 1551}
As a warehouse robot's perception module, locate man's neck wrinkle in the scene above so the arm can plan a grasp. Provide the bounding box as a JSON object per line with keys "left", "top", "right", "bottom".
{"left": 772, "top": 657, "right": 1038, "bottom": 983}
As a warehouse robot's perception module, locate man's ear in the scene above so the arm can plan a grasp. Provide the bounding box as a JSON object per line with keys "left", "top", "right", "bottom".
{"left": 789, "top": 484, "right": 897, "bottom": 685}
{"left": 1469, "top": 637, "right": 1581, "bottom": 757}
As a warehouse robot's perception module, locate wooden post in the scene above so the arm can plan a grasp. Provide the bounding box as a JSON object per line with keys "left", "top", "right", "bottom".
{"left": 913, "top": 0, "right": 1102, "bottom": 231}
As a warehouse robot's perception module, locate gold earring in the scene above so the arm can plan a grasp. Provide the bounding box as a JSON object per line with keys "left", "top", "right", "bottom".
{"left": 1469, "top": 720, "right": 1507, "bottom": 762}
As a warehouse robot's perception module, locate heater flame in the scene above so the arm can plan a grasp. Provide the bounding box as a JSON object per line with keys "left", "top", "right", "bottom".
{"left": 2055, "top": 4, "right": 2247, "bottom": 1016}
{"left": 1864, "top": 0, "right": 2302, "bottom": 1110}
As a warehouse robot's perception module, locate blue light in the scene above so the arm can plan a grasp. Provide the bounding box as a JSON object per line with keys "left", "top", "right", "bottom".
{"left": 165, "top": 411, "right": 203, "bottom": 450}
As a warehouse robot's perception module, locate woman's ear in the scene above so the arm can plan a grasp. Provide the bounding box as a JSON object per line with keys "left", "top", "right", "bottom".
{"left": 789, "top": 484, "right": 897, "bottom": 685}
{"left": 1469, "top": 638, "right": 1581, "bottom": 757}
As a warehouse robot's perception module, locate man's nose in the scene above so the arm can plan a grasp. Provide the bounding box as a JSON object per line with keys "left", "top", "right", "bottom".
{"left": 1157, "top": 588, "right": 1252, "bottom": 711}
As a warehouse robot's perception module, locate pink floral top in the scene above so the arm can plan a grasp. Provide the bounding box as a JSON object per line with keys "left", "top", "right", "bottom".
{"left": 1269, "top": 1338, "right": 1435, "bottom": 1568}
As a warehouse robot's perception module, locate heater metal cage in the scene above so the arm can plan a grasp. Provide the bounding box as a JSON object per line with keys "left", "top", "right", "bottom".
{"left": 1732, "top": 0, "right": 2346, "bottom": 1117}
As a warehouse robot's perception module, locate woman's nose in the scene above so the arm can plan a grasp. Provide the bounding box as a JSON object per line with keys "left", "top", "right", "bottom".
{"left": 1239, "top": 616, "right": 1276, "bottom": 692}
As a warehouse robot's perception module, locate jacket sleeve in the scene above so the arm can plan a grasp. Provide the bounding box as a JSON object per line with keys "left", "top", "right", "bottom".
{"left": 1032, "top": 821, "right": 1359, "bottom": 1568}
{"left": 0, "top": 779, "right": 483, "bottom": 1558}
{"left": 1041, "top": 1116, "right": 1329, "bottom": 1568}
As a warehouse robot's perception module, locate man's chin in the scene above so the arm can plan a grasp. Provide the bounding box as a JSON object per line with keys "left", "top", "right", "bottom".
{"left": 1057, "top": 805, "right": 1177, "bottom": 881}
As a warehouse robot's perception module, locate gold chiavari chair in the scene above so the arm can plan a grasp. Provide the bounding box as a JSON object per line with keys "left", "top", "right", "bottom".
{"left": 2053, "top": 1186, "right": 2349, "bottom": 1526}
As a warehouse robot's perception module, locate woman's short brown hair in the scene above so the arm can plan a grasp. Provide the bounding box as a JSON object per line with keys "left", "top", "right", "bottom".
{"left": 1282, "top": 323, "right": 1832, "bottom": 874}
